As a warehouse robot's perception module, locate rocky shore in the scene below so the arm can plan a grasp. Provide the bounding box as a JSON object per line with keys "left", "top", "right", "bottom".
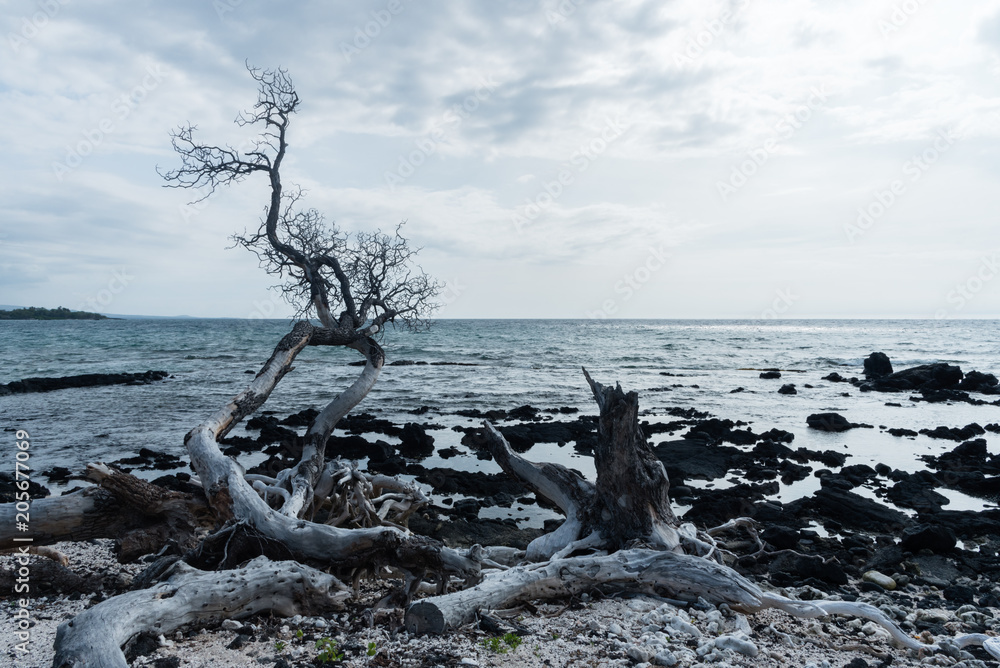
{"left": 0, "top": 370, "right": 169, "bottom": 396}
{"left": 4, "top": 352, "right": 1000, "bottom": 666}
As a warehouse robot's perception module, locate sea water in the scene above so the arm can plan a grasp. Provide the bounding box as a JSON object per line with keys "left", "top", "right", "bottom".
{"left": 2, "top": 319, "right": 998, "bottom": 524}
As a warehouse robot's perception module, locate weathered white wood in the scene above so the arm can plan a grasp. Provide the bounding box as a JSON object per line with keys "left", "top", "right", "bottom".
{"left": 405, "top": 550, "right": 1000, "bottom": 658}
{"left": 184, "top": 323, "right": 478, "bottom": 579}
{"left": 481, "top": 422, "right": 596, "bottom": 560}
{"left": 759, "top": 592, "right": 1000, "bottom": 657}
{"left": 0, "top": 489, "right": 112, "bottom": 549}
{"left": 446, "top": 371, "right": 1000, "bottom": 660}
{"left": 52, "top": 557, "right": 349, "bottom": 668}
{"left": 405, "top": 548, "right": 763, "bottom": 634}
{"left": 282, "top": 354, "right": 382, "bottom": 519}
{"left": 582, "top": 368, "right": 680, "bottom": 551}
{"left": 0, "top": 464, "right": 210, "bottom": 556}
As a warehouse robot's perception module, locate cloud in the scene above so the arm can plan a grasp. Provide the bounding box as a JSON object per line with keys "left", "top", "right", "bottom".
{"left": 2, "top": 0, "right": 1000, "bottom": 317}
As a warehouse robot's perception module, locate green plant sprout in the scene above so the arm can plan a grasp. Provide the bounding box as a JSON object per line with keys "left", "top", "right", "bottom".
{"left": 315, "top": 636, "right": 344, "bottom": 663}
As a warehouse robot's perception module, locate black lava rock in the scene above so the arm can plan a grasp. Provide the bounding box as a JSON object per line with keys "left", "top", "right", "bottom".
{"left": 862, "top": 362, "right": 963, "bottom": 392}
{"left": 919, "top": 423, "right": 986, "bottom": 442}
{"left": 0, "top": 370, "right": 169, "bottom": 396}
{"left": 398, "top": 423, "right": 435, "bottom": 457}
{"left": 863, "top": 352, "right": 894, "bottom": 379}
{"left": 900, "top": 524, "right": 956, "bottom": 553}
{"left": 507, "top": 405, "right": 541, "bottom": 421}
{"left": 761, "top": 525, "right": 801, "bottom": 550}
{"left": 806, "top": 413, "right": 854, "bottom": 432}
{"left": 654, "top": 440, "right": 740, "bottom": 480}
{"left": 452, "top": 498, "right": 481, "bottom": 519}
{"left": 768, "top": 552, "right": 848, "bottom": 586}
{"left": 759, "top": 370, "right": 781, "bottom": 379}
{"left": 807, "top": 487, "right": 911, "bottom": 533}
{"left": 943, "top": 584, "right": 975, "bottom": 604}
{"left": 958, "top": 370, "right": 999, "bottom": 392}
{"left": 758, "top": 428, "right": 794, "bottom": 443}
{"left": 278, "top": 408, "right": 319, "bottom": 427}
{"left": 778, "top": 384, "right": 797, "bottom": 395}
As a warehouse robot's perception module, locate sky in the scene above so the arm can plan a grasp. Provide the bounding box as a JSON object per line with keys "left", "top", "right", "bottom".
{"left": 2, "top": 0, "right": 999, "bottom": 319}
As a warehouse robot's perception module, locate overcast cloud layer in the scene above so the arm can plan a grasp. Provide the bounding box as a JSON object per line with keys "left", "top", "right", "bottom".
{"left": 2, "top": 0, "right": 1000, "bottom": 319}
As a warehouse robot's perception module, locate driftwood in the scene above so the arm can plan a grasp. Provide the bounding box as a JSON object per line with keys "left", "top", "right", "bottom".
{"left": 405, "top": 548, "right": 763, "bottom": 634}
{"left": 407, "top": 369, "right": 1000, "bottom": 660}
{"left": 183, "top": 321, "right": 477, "bottom": 578}
{"left": 33, "top": 319, "right": 477, "bottom": 663}
{"left": 0, "top": 463, "right": 211, "bottom": 561}
{"left": 482, "top": 370, "right": 721, "bottom": 561}
{"left": 52, "top": 557, "right": 350, "bottom": 668}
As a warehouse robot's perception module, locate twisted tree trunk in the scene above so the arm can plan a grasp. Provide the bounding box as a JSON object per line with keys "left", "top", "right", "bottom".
{"left": 184, "top": 321, "right": 476, "bottom": 577}
{"left": 40, "top": 320, "right": 477, "bottom": 664}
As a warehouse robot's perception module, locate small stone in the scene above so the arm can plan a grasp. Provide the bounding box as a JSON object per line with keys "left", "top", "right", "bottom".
{"left": 714, "top": 635, "right": 759, "bottom": 657}
{"left": 459, "top": 659, "right": 479, "bottom": 667}
{"left": 608, "top": 622, "right": 625, "bottom": 637}
{"left": 626, "top": 645, "right": 653, "bottom": 663}
{"left": 915, "top": 609, "right": 950, "bottom": 625}
{"left": 652, "top": 650, "right": 679, "bottom": 666}
{"left": 862, "top": 570, "right": 896, "bottom": 590}
{"left": 221, "top": 619, "right": 243, "bottom": 631}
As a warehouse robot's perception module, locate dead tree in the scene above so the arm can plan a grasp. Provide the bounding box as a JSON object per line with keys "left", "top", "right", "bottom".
{"left": 42, "top": 65, "right": 480, "bottom": 666}
{"left": 158, "top": 64, "right": 450, "bottom": 560}
{"left": 405, "top": 369, "right": 1000, "bottom": 660}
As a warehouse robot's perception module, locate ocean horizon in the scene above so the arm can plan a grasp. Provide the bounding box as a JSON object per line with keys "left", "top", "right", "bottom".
{"left": 3, "top": 317, "right": 998, "bottom": 528}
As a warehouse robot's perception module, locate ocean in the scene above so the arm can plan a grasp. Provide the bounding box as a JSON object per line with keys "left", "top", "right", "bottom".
{"left": 2, "top": 318, "right": 999, "bottom": 525}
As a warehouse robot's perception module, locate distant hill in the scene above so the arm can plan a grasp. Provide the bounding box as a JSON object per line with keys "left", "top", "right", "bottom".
{"left": 0, "top": 306, "right": 109, "bottom": 320}
{"left": 0, "top": 305, "right": 198, "bottom": 319}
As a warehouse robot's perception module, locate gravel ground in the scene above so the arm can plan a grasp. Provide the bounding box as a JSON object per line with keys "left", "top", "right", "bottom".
{"left": 2, "top": 540, "right": 999, "bottom": 668}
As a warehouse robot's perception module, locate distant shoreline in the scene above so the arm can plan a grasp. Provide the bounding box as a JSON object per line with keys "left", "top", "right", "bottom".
{"left": 0, "top": 306, "right": 111, "bottom": 320}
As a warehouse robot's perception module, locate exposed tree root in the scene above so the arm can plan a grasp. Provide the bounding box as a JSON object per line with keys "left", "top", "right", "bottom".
{"left": 183, "top": 321, "right": 479, "bottom": 580}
